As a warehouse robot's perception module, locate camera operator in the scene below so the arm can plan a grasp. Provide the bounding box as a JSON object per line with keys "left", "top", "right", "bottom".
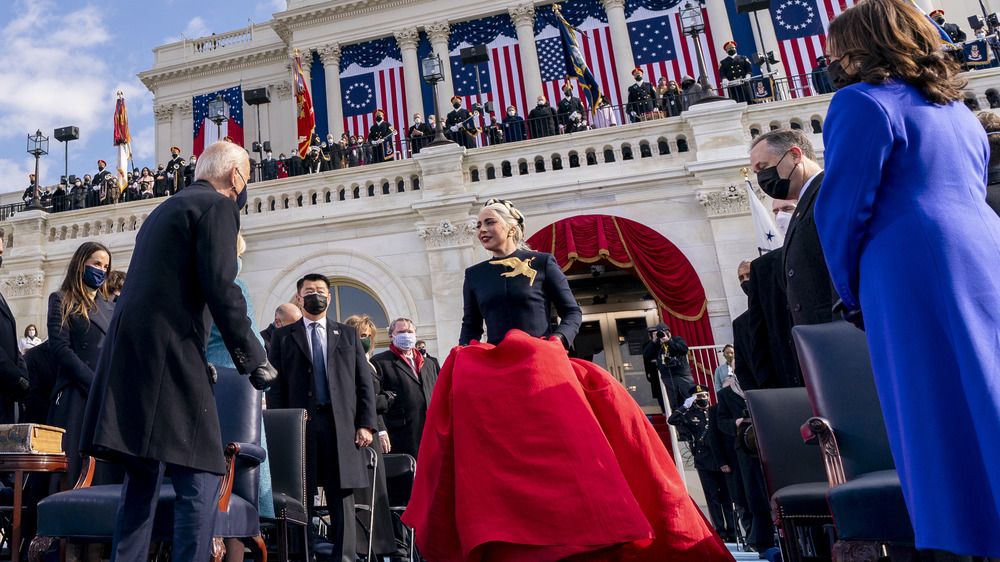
{"left": 642, "top": 322, "right": 694, "bottom": 411}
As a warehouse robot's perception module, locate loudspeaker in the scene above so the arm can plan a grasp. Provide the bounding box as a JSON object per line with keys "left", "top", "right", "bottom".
{"left": 460, "top": 45, "right": 489, "bottom": 65}
{"left": 736, "top": 0, "right": 770, "bottom": 14}
{"left": 263, "top": 141, "right": 272, "bottom": 153}
{"left": 484, "top": 101, "right": 494, "bottom": 114}
{"left": 54, "top": 126, "right": 80, "bottom": 142}
{"left": 244, "top": 87, "right": 270, "bottom": 105}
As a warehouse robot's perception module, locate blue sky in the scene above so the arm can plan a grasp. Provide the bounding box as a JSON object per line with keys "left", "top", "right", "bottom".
{"left": 0, "top": 0, "right": 287, "bottom": 195}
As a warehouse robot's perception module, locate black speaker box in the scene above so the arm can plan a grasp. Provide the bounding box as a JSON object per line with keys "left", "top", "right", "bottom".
{"left": 244, "top": 87, "right": 270, "bottom": 105}
{"left": 54, "top": 126, "right": 80, "bottom": 142}
{"left": 460, "top": 45, "right": 489, "bottom": 65}
{"left": 736, "top": 0, "right": 771, "bottom": 14}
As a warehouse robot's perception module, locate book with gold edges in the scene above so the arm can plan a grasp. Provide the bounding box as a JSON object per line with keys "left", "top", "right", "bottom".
{"left": 0, "top": 424, "right": 65, "bottom": 454}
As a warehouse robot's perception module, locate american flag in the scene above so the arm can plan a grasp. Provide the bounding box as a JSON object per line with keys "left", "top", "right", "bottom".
{"left": 770, "top": 0, "right": 857, "bottom": 96}
{"left": 626, "top": 6, "right": 721, "bottom": 90}
{"left": 535, "top": 17, "right": 622, "bottom": 108}
{"left": 449, "top": 34, "right": 527, "bottom": 129}
{"left": 340, "top": 39, "right": 408, "bottom": 144}
{"left": 193, "top": 85, "right": 244, "bottom": 155}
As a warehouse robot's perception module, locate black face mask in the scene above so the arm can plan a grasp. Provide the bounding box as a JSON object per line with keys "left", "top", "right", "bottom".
{"left": 453, "top": 102, "right": 461, "bottom": 109}
{"left": 827, "top": 59, "right": 861, "bottom": 90}
{"left": 740, "top": 280, "right": 751, "bottom": 296}
{"left": 696, "top": 398, "right": 710, "bottom": 408}
{"left": 727, "top": 49, "right": 737, "bottom": 56}
{"left": 302, "top": 293, "right": 328, "bottom": 315}
{"left": 756, "top": 150, "right": 793, "bottom": 200}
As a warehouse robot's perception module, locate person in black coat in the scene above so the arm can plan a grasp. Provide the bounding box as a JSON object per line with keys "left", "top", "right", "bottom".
{"left": 370, "top": 318, "right": 439, "bottom": 459}
{"left": 627, "top": 68, "right": 657, "bottom": 121}
{"left": 445, "top": 97, "right": 478, "bottom": 149}
{"left": 367, "top": 109, "right": 396, "bottom": 162}
{"left": 706, "top": 398, "right": 750, "bottom": 539}
{"left": 415, "top": 340, "right": 440, "bottom": 373}
{"left": 0, "top": 236, "right": 29, "bottom": 424}
{"left": 556, "top": 84, "right": 586, "bottom": 131}
{"left": 732, "top": 259, "right": 759, "bottom": 392}
{"left": 811, "top": 56, "right": 836, "bottom": 95}
{"left": 79, "top": 141, "right": 274, "bottom": 562}
{"left": 527, "top": 96, "right": 559, "bottom": 139}
{"left": 408, "top": 113, "right": 434, "bottom": 155}
{"left": 22, "top": 340, "right": 55, "bottom": 424}
{"left": 46, "top": 242, "right": 115, "bottom": 485}
{"left": 502, "top": 106, "right": 527, "bottom": 143}
{"left": 747, "top": 246, "right": 802, "bottom": 389}
{"left": 261, "top": 151, "right": 279, "bottom": 181}
{"left": 642, "top": 322, "right": 693, "bottom": 411}
{"left": 266, "top": 273, "right": 377, "bottom": 562}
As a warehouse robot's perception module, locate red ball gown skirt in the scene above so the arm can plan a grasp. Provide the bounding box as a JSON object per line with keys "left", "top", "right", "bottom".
{"left": 401, "top": 330, "right": 733, "bottom": 561}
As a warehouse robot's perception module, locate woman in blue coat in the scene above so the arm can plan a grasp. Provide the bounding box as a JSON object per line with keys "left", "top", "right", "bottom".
{"left": 46, "top": 241, "right": 115, "bottom": 485}
{"left": 814, "top": 0, "right": 1000, "bottom": 556}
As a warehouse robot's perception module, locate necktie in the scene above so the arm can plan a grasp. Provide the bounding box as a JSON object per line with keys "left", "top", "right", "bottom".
{"left": 311, "top": 323, "right": 330, "bottom": 405}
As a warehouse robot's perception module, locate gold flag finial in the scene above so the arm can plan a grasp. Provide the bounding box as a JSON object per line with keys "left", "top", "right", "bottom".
{"left": 740, "top": 167, "right": 751, "bottom": 180}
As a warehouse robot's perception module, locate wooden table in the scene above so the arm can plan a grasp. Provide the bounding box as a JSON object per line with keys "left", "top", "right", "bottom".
{"left": 0, "top": 453, "right": 68, "bottom": 560}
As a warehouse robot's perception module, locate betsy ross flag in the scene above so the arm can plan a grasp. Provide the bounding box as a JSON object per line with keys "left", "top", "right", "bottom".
{"left": 770, "top": 0, "right": 857, "bottom": 96}
{"left": 746, "top": 180, "right": 783, "bottom": 254}
{"left": 627, "top": 6, "right": 722, "bottom": 90}
{"left": 340, "top": 38, "right": 407, "bottom": 146}
{"left": 293, "top": 49, "right": 316, "bottom": 158}
{"left": 113, "top": 92, "right": 132, "bottom": 192}
{"left": 448, "top": 14, "right": 527, "bottom": 125}
{"left": 193, "top": 85, "right": 244, "bottom": 155}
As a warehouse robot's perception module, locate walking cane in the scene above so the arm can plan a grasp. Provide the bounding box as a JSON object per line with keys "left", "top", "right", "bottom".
{"left": 367, "top": 447, "right": 378, "bottom": 561}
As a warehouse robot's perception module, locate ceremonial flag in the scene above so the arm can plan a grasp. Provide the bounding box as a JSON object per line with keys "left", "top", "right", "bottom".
{"left": 746, "top": 180, "right": 783, "bottom": 253}
{"left": 193, "top": 85, "right": 244, "bottom": 155}
{"left": 340, "top": 38, "right": 407, "bottom": 145}
{"left": 769, "top": 0, "right": 857, "bottom": 97}
{"left": 113, "top": 92, "right": 132, "bottom": 192}
{"left": 550, "top": 4, "right": 602, "bottom": 113}
{"left": 448, "top": 15, "right": 527, "bottom": 125}
{"left": 626, "top": 5, "right": 722, "bottom": 90}
{"left": 293, "top": 51, "right": 315, "bottom": 158}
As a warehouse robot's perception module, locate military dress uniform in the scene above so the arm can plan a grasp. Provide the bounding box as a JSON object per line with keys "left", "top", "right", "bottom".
{"left": 367, "top": 109, "right": 395, "bottom": 162}
{"left": 627, "top": 68, "right": 656, "bottom": 122}
{"left": 556, "top": 90, "right": 586, "bottom": 130}
{"left": 166, "top": 148, "right": 185, "bottom": 195}
{"left": 92, "top": 161, "right": 112, "bottom": 206}
{"left": 719, "top": 41, "right": 753, "bottom": 104}
{"left": 446, "top": 97, "right": 478, "bottom": 149}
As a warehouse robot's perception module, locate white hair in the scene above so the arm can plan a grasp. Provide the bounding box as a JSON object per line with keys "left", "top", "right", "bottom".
{"left": 194, "top": 141, "right": 249, "bottom": 185}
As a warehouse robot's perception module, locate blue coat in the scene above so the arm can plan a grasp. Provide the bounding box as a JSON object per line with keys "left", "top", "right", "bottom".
{"left": 814, "top": 80, "right": 1000, "bottom": 557}
{"left": 459, "top": 249, "right": 581, "bottom": 346}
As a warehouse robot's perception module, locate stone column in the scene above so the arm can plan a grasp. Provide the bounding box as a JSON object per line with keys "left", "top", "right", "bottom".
{"left": 169, "top": 104, "right": 182, "bottom": 158}
{"left": 318, "top": 43, "right": 344, "bottom": 139}
{"left": 425, "top": 22, "right": 455, "bottom": 116}
{"left": 178, "top": 100, "right": 193, "bottom": 157}
{"left": 704, "top": 0, "right": 737, "bottom": 63}
{"left": 508, "top": 3, "right": 544, "bottom": 106}
{"left": 5, "top": 210, "right": 51, "bottom": 337}
{"left": 601, "top": 0, "right": 638, "bottom": 103}
{"left": 271, "top": 80, "right": 297, "bottom": 156}
{"left": 153, "top": 103, "right": 173, "bottom": 161}
{"left": 394, "top": 28, "right": 425, "bottom": 121}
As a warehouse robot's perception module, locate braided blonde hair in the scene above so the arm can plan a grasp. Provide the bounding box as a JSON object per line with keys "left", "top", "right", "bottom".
{"left": 482, "top": 198, "right": 531, "bottom": 251}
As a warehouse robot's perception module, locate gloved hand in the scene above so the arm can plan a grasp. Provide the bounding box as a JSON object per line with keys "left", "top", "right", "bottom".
{"left": 12, "top": 376, "right": 30, "bottom": 401}
{"left": 744, "top": 74, "right": 752, "bottom": 80}
{"left": 249, "top": 360, "right": 278, "bottom": 391}
{"left": 449, "top": 125, "right": 459, "bottom": 132}
{"left": 683, "top": 396, "right": 696, "bottom": 409}
{"left": 721, "top": 78, "right": 730, "bottom": 87}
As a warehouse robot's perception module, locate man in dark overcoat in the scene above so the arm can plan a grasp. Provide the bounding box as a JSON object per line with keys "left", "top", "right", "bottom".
{"left": 370, "top": 318, "right": 438, "bottom": 458}
{"left": 445, "top": 97, "right": 478, "bottom": 149}
{"left": 266, "top": 273, "right": 377, "bottom": 562}
{"left": 0, "top": 237, "right": 29, "bottom": 424}
{"left": 79, "top": 140, "right": 275, "bottom": 561}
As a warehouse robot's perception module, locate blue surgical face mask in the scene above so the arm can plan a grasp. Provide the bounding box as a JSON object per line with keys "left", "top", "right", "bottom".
{"left": 83, "top": 265, "right": 106, "bottom": 289}
{"left": 236, "top": 257, "right": 243, "bottom": 276}
{"left": 393, "top": 332, "right": 417, "bottom": 351}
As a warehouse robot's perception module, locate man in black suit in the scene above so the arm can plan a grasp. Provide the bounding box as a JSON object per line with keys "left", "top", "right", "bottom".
{"left": 22, "top": 340, "right": 55, "bottom": 424}
{"left": 527, "top": 95, "right": 559, "bottom": 139}
{"left": 750, "top": 129, "right": 836, "bottom": 327}
{"left": 746, "top": 198, "right": 803, "bottom": 389}
{"left": 261, "top": 302, "right": 301, "bottom": 355}
{"left": 556, "top": 83, "right": 585, "bottom": 132}
{"left": 80, "top": 141, "right": 275, "bottom": 562}
{"left": 0, "top": 237, "right": 29, "bottom": 424}
{"left": 266, "top": 273, "right": 377, "bottom": 562}
{"left": 261, "top": 150, "right": 279, "bottom": 181}
{"left": 371, "top": 318, "right": 438, "bottom": 459}
{"left": 408, "top": 112, "right": 434, "bottom": 155}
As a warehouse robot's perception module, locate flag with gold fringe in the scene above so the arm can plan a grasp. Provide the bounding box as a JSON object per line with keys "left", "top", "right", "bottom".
{"left": 113, "top": 92, "right": 132, "bottom": 193}
{"left": 292, "top": 49, "right": 316, "bottom": 159}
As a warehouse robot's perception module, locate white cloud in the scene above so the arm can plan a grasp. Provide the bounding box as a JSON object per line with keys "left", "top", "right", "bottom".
{"left": 163, "top": 16, "right": 213, "bottom": 44}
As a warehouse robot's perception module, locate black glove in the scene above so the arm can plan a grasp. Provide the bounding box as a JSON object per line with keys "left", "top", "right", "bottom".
{"left": 249, "top": 361, "right": 278, "bottom": 391}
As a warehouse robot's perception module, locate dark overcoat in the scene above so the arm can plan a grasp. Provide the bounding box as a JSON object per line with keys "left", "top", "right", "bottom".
{"left": 265, "top": 318, "right": 377, "bottom": 491}
{"left": 781, "top": 172, "right": 838, "bottom": 327}
{"left": 47, "top": 291, "right": 114, "bottom": 481}
{"left": 80, "top": 181, "right": 265, "bottom": 475}
{"left": 747, "top": 251, "right": 801, "bottom": 388}
{"left": 0, "top": 291, "right": 26, "bottom": 424}
{"left": 370, "top": 349, "right": 439, "bottom": 458}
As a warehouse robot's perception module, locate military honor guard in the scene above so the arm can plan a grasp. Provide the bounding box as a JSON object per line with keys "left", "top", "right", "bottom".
{"left": 166, "top": 146, "right": 185, "bottom": 195}
{"left": 93, "top": 160, "right": 112, "bottom": 206}
{"left": 719, "top": 41, "right": 753, "bottom": 104}
{"left": 367, "top": 109, "right": 396, "bottom": 162}
{"left": 446, "top": 96, "right": 478, "bottom": 149}
{"left": 22, "top": 174, "right": 36, "bottom": 204}
{"left": 626, "top": 68, "right": 656, "bottom": 122}
{"left": 930, "top": 10, "right": 967, "bottom": 43}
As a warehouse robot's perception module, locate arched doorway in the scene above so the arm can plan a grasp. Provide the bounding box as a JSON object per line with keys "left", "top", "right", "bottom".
{"left": 528, "top": 215, "right": 716, "bottom": 412}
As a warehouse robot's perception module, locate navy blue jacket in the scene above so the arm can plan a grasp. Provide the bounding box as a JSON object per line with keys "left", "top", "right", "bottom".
{"left": 459, "top": 249, "right": 581, "bottom": 346}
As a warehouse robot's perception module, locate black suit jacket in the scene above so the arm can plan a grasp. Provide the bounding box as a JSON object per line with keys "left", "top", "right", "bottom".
{"left": 266, "top": 317, "right": 377, "bottom": 490}
{"left": 783, "top": 172, "right": 838, "bottom": 327}
{"left": 0, "top": 291, "right": 26, "bottom": 423}
{"left": 747, "top": 251, "right": 802, "bottom": 388}
{"left": 732, "top": 310, "right": 757, "bottom": 391}
{"left": 47, "top": 291, "right": 114, "bottom": 481}
{"left": 80, "top": 181, "right": 266, "bottom": 475}
{"left": 22, "top": 340, "right": 55, "bottom": 425}
{"left": 370, "top": 349, "right": 439, "bottom": 458}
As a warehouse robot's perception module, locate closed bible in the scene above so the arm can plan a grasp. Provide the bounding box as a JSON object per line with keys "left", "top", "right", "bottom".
{"left": 0, "top": 424, "right": 65, "bottom": 454}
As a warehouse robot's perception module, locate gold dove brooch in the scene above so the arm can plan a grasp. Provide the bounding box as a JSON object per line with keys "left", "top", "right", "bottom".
{"left": 490, "top": 256, "right": 538, "bottom": 286}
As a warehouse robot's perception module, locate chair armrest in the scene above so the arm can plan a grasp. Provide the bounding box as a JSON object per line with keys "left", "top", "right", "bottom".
{"left": 73, "top": 456, "right": 96, "bottom": 489}
{"left": 218, "top": 442, "right": 262, "bottom": 513}
{"left": 230, "top": 442, "right": 266, "bottom": 465}
{"left": 803, "top": 417, "right": 846, "bottom": 488}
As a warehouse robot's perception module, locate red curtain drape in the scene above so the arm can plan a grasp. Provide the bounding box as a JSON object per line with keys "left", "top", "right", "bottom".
{"left": 528, "top": 215, "right": 718, "bottom": 388}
